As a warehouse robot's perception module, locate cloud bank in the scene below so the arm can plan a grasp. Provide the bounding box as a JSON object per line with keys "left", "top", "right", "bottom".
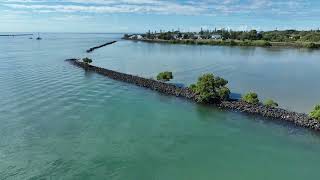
{"left": 1, "top": 0, "right": 314, "bottom": 16}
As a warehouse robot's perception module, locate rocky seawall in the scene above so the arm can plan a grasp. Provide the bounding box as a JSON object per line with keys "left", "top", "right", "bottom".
{"left": 86, "top": 41, "right": 117, "bottom": 53}
{"left": 219, "top": 101, "right": 320, "bottom": 130}
{"left": 66, "top": 59, "right": 320, "bottom": 131}
{"left": 66, "top": 59, "right": 195, "bottom": 99}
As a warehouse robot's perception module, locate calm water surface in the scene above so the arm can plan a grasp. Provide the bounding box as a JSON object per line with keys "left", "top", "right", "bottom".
{"left": 1, "top": 33, "right": 320, "bottom": 179}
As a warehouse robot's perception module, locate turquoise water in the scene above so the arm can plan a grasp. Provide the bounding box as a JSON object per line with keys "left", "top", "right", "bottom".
{"left": 1, "top": 33, "right": 320, "bottom": 179}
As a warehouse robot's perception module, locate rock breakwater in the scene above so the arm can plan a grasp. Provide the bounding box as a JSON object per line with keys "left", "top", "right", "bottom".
{"left": 66, "top": 58, "right": 320, "bottom": 131}
{"left": 86, "top": 41, "right": 117, "bottom": 53}
{"left": 66, "top": 59, "right": 195, "bottom": 99}
{"left": 219, "top": 101, "right": 320, "bottom": 130}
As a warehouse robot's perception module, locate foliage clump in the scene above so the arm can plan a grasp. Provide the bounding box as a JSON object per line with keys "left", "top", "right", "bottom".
{"left": 264, "top": 99, "right": 279, "bottom": 108}
{"left": 309, "top": 105, "right": 320, "bottom": 121}
{"left": 304, "top": 42, "right": 319, "bottom": 49}
{"left": 82, "top": 57, "right": 93, "bottom": 64}
{"left": 242, "top": 92, "right": 259, "bottom": 104}
{"left": 156, "top": 71, "right": 173, "bottom": 82}
{"left": 139, "top": 29, "right": 320, "bottom": 49}
{"left": 189, "top": 73, "right": 230, "bottom": 103}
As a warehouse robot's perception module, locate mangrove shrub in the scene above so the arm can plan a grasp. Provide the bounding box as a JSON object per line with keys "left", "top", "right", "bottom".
{"left": 264, "top": 99, "right": 279, "bottom": 107}
{"left": 310, "top": 105, "right": 320, "bottom": 120}
{"left": 157, "top": 71, "right": 173, "bottom": 82}
{"left": 242, "top": 92, "right": 259, "bottom": 104}
{"left": 189, "top": 73, "right": 230, "bottom": 103}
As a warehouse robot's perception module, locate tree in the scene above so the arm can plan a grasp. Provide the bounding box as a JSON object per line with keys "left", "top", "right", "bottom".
{"left": 264, "top": 99, "right": 279, "bottom": 107}
{"left": 242, "top": 92, "right": 259, "bottom": 104}
{"left": 309, "top": 105, "right": 320, "bottom": 121}
{"left": 82, "top": 57, "right": 93, "bottom": 64}
{"left": 219, "top": 29, "right": 230, "bottom": 39}
{"left": 248, "top": 30, "right": 258, "bottom": 40}
{"left": 218, "top": 86, "right": 231, "bottom": 101}
{"left": 156, "top": 71, "right": 173, "bottom": 82}
{"left": 189, "top": 73, "right": 230, "bottom": 103}
{"left": 230, "top": 40, "right": 237, "bottom": 46}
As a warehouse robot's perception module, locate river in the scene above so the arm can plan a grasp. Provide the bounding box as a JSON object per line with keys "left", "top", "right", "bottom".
{"left": 0, "top": 33, "right": 320, "bottom": 179}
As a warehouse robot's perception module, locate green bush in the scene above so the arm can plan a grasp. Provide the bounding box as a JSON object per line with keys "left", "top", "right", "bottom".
{"left": 304, "top": 42, "right": 319, "bottom": 49}
{"left": 82, "top": 57, "right": 93, "bottom": 64}
{"left": 309, "top": 105, "right": 320, "bottom": 120}
{"left": 252, "top": 40, "right": 272, "bottom": 47}
{"left": 230, "top": 40, "right": 237, "bottom": 46}
{"left": 185, "top": 40, "right": 195, "bottom": 44}
{"left": 189, "top": 84, "right": 197, "bottom": 92}
{"left": 190, "top": 73, "right": 230, "bottom": 103}
{"left": 218, "top": 86, "right": 231, "bottom": 100}
{"left": 264, "top": 41, "right": 272, "bottom": 46}
{"left": 242, "top": 92, "right": 259, "bottom": 104}
{"left": 264, "top": 99, "right": 279, "bottom": 107}
{"left": 156, "top": 71, "right": 173, "bottom": 82}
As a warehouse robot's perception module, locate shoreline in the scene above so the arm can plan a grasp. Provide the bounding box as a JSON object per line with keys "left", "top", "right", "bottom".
{"left": 66, "top": 58, "right": 320, "bottom": 132}
{"left": 123, "top": 38, "right": 320, "bottom": 49}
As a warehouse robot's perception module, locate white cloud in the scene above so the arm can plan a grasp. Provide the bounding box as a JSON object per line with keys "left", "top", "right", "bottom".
{"left": 1, "top": 0, "right": 314, "bottom": 16}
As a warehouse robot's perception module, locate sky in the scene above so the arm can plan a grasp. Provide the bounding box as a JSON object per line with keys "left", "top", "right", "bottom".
{"left": 0, "top": 0, "right": 319, "bottom": 33}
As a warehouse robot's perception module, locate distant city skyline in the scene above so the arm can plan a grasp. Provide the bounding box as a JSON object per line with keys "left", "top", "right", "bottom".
{"left": 1, "top": 0, "right": 319, "bottom": 33}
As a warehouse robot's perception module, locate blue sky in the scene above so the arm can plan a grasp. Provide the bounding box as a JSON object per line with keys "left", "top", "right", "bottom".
{"left": 0, "top": 0, "right": 319, "bottom": 33}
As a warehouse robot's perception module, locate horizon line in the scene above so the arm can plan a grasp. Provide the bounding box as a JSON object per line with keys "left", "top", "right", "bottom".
{"left": 1, "top": 28, "right": 320, "bottom": 34}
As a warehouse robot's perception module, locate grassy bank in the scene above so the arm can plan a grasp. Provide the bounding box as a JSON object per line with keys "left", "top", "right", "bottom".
{"left": 126, "top": 38, "right": 320, "bottom": 49}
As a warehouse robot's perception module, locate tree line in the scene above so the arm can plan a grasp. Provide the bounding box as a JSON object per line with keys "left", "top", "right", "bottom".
{"left": 139, "top": 29, "right": 320, "bottom": 43}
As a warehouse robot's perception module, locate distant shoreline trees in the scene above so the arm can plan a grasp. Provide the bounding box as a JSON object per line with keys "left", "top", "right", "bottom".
{"left": 124, "top": 29, "right": 320, "bottom": 48}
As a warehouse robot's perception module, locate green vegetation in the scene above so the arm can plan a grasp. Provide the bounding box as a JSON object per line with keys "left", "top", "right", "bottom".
{"left": 189, "top": 84, "right": 197, "bottom": 92}
{"left": 167, "top": 39, "right": 272, "bottom": 47}
{"left": 304, "top": 42, "right": 319, "bottom": 49}
{"left": 156, "top": 71, "right": 173, "bottom": 82}
{"left": 189, "top": 73, "right": 230, "bottom": 103}
{"left": 242, "top": 92, "right": 259, "bottom": 104}
{"left": 261, "top": 30, "right": 320, "bottom": 42}
{"left": 82, "top": 57, "right": 93, "bottom": 64}
{"left": 127, "top": 29, "right": 320, "bottom": 48}
{"left": 264, "top": 99, "right": 279, "bottom": 108}
{"left": 309, "top": 105, "right": 320, "bottom": 121}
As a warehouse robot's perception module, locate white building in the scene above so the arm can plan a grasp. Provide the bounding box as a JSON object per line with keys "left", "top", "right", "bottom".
{"left": 211, "top": 34, "right": 222, "bottom": 39}
{"left": 128, "top": 34, "right": 143, "bottom": 40}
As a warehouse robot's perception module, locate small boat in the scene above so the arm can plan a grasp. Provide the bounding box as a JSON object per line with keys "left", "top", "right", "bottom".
{"left": 36, "top": 33, "right": 42, "bottom": 40}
